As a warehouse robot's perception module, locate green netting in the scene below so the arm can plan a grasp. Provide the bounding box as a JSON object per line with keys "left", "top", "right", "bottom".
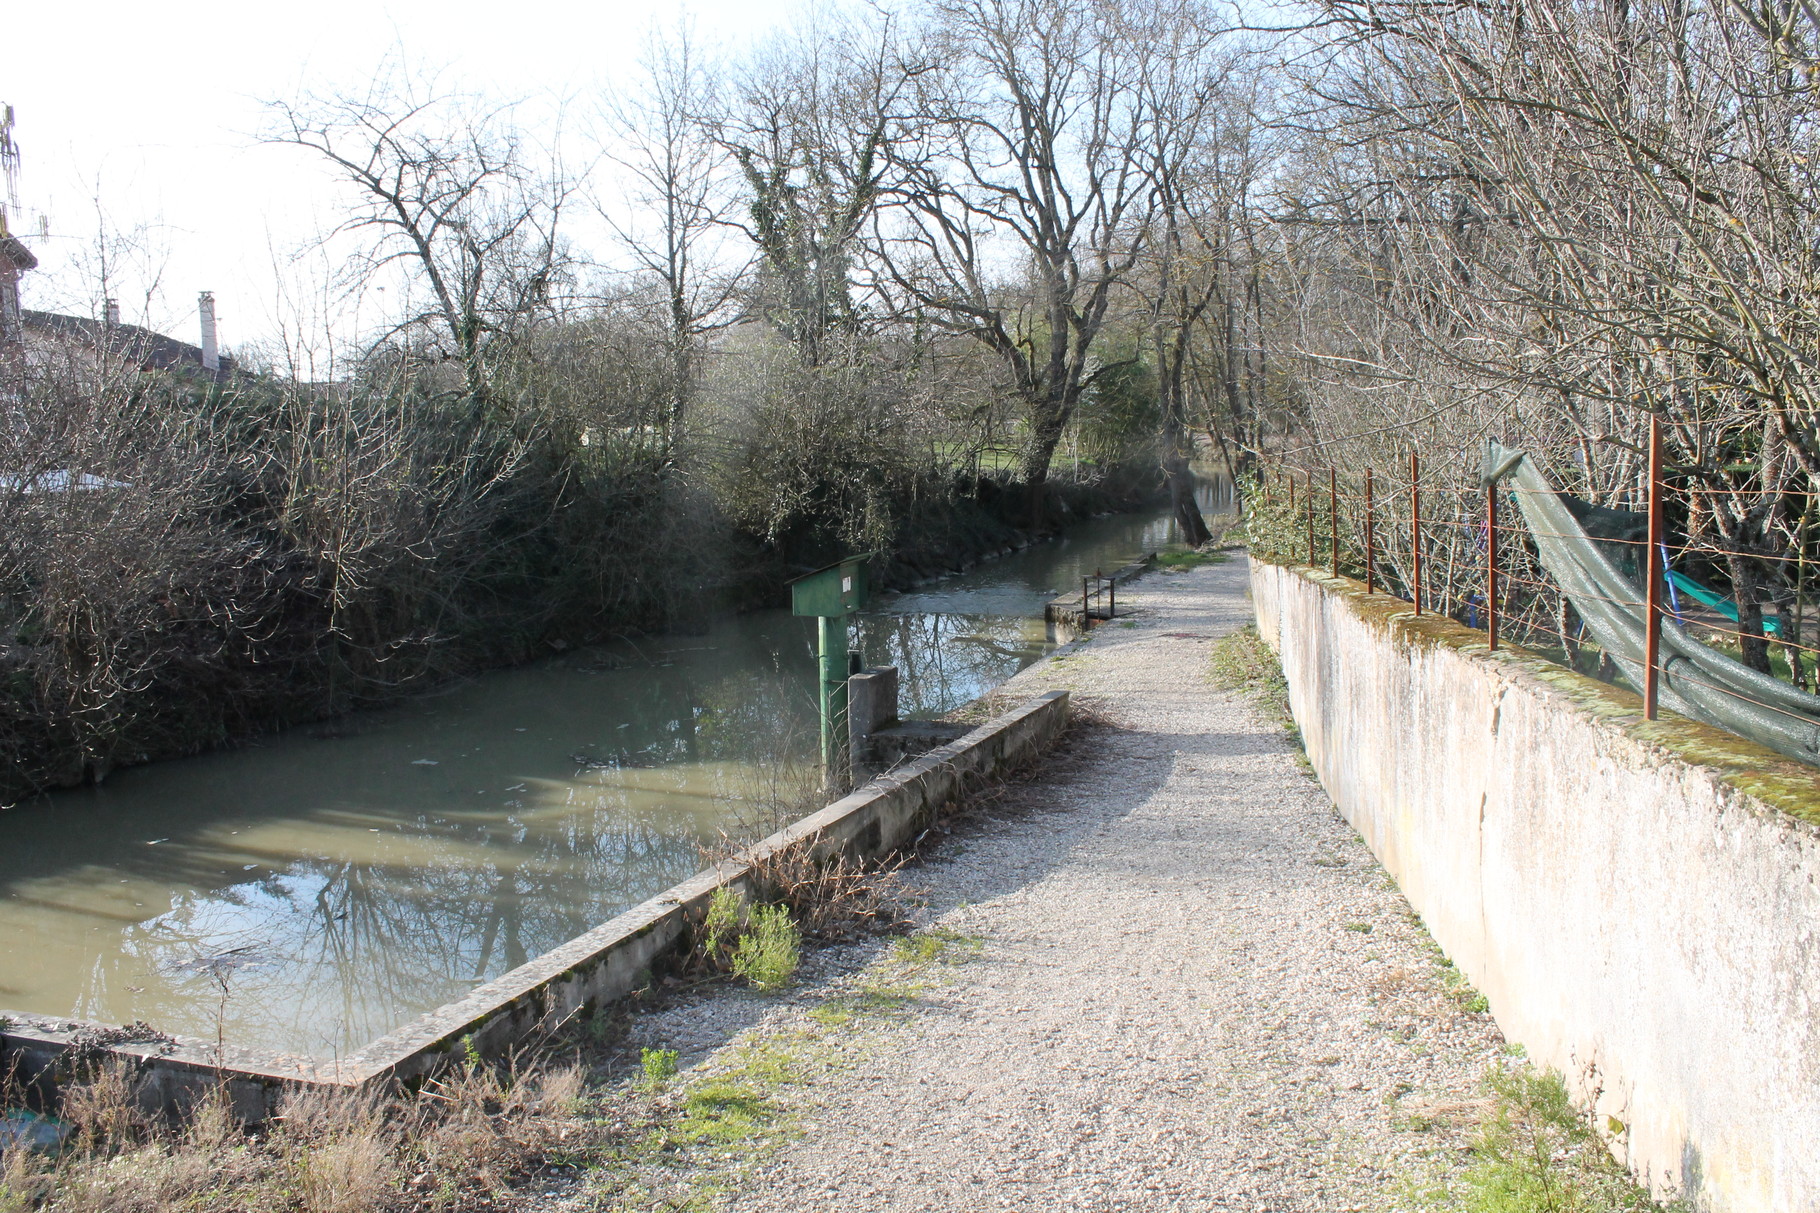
{"left": 1481, "top": 439, "right": 1820, "bottom": 766}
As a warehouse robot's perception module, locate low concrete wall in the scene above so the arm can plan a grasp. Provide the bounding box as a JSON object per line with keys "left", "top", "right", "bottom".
{"left": 1, "top": 690, "right": 1070, "bottom": 1119}
{"left": 1250, "top": 556, "right": 1820, "bottom": 1213}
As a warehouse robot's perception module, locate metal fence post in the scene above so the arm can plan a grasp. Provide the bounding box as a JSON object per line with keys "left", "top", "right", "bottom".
{"left": 1645, "top": 414, "right": 1664, "bottom": 719}
{"left": 1329, "top": 468, "right": 1339, "bottom": 576}
{"left": 1365, "top": 467, "right": 1376, "bottom": 593}
{"left": 1306, "top": 475, "right": 1316, "bottom": 566}
{"left": 1411, "top": 451, "right": 1423, "bottom": 615}
{"left": 1487, "top": 482, "right": 1499, "bottom": 650}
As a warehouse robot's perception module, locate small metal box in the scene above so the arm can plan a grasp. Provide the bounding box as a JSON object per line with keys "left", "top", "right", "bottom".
{"left": 789, "top": 556, "right": 871, "bottom": 617}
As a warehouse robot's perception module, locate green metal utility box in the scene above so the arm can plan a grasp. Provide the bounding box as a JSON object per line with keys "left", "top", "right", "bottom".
{"left": 790, "top": 556, "right": 870, "bottom": 617}
{"left": 787, "top": 556, "right": 873, "bottom": 784}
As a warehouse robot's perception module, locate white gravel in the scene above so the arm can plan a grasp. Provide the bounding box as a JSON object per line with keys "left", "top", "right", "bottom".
{"left": 603, "top": 557, "right": 1507, "bottom": 1211}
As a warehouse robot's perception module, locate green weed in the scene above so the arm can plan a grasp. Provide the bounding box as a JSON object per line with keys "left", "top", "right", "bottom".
{"left": 640, "top": 1047, "right": 679, "bottom": 1092}
{"left": 1208, "top": 624, "right": 1302, "bottom": 750}
{"left": 676, "top": 1078, "right": 778, "bottom": 1145}
{"left": 701, "top": 887, "right": 742, "bottom": 968}
{"left": 1455, "top": 1066, "right": 1668, "bottom": 1212}
{"left": 808, "top": 977, "right": 922, "bottom": 1028}
{"left": 891, "top": 926, "right": 984, "bottom": 966}
{"left": 1345, "top": 922, "right": 1373, "bottom": 933}
{"left": 1156, "top": 548, "right": 1231, "bottom": 571}
{"left": 730, "top": 904, "right": 801, "bottom": 991}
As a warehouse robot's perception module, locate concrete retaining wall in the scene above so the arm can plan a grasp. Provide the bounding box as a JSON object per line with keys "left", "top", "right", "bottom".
{"left": 1250, "top": 556, "right": 1820, "bottom": 1213}
{"left": 1, "top": 690, "right": 1070, "bottom": 1120}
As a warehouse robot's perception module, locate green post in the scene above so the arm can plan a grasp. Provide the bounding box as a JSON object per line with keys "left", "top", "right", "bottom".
{"left": 788, "top": 555, "right": 872, "bottom": 785}
{"left": 817, "top": 615, "right": 850, "bottom": 774}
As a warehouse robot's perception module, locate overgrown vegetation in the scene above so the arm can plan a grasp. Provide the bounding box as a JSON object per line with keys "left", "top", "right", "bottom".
{"left": 1208, "top": 624, "right": 1298, "bottom": 749}
{"left": 1398, "top": 1064, "right": 1677, "bottom": 1213}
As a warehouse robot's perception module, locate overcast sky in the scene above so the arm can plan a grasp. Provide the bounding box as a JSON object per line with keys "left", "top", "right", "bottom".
{"left": 3, "top": 0, "right": 800, "bottom": 356}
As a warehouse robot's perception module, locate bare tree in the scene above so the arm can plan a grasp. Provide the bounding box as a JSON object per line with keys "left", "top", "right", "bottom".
{"left": 1264, "top": 0, "right": 1820, "bottom": 673}
{"left": 598, "top": 22, "right": 745, "bottom": 438}
{"left": 875, "top": 0, "right": 1169, "bottom": 508}
{"left": 264, "top": 72, "right": 572, "bottom": 423}
{"left": 1131, "top": 23, "right": 1267, "bottom": 544}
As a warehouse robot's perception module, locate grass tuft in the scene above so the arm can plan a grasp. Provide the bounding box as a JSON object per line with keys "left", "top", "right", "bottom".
{"left": 641, "top": 1047, "right": 680, "bottom": 1092}
{"left": 730, "top": 904, "right": 801, "bottom": 991}
{"left": 1208, "top": 624, "right": 1303, "bottom": 752}
{"left": 1453, "top": 1066, "right": 1673, "bottom": 1212}
{"left": 1155, "top": 548, "right": 1232, "bottom": 572}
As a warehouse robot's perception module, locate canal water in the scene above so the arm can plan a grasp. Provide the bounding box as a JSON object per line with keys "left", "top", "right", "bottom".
{"left": 0, "top": 500, "right": 1223, "bottom": 1057}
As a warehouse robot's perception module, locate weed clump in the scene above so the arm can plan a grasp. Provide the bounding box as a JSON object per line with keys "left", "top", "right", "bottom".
{"left": 731, "top": 904, "right": 801, "bottom": 991}
{"left": 692, "top": 887, "right": 802, "bottom": 991}
{"left": 1155, "top": 548, "right": 1231, "bottom": 572}
{"left": 640, "top": 1047, "right": 680, "bottom": 1092}
{"left": 0, "top": 1054, "right": 594, "bottom": 1213}
{"left": 1455, "top": 1066, "right": 1668, "bottom": 1212}
{"left": 1209, "top": 624, "right": 1301, "bottom": 748}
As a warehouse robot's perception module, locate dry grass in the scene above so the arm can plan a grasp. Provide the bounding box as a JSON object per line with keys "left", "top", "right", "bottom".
{"left": 0, "top": 1057, "right": 597, "bottom": 1213}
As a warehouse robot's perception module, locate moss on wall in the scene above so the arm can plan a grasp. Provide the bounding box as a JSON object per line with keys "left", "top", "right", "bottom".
{"left": 1254, "top": 555, "right": 1820, "bottom": 829}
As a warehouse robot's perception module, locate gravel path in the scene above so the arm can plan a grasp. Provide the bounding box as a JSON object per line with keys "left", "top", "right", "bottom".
{"left": 607, "top": 557, "right": 1506, "bottom": 1212}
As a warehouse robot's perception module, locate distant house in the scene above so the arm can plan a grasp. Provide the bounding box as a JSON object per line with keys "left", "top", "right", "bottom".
{"left": 0, "top": 218, "right": 35, "bottom": 349}
{"left": 21, "top": 299, "right": 237, "bottom": 383}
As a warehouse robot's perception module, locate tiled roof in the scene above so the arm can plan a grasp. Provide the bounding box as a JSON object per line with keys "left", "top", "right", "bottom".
{"left": 21, "top": 309, "right": 233, "bottom": 378}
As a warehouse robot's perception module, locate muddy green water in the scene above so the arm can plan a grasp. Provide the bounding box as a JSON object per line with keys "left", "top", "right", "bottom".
{"left": 0, "top": 504, "right": 1218, "bottom": 1057}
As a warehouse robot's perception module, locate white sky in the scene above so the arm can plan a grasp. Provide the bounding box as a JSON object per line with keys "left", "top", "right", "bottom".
{"left": 3, "top": 0, "right": 800, "bottom": 355}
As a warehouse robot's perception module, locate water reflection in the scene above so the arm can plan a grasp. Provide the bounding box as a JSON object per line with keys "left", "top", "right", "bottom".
{"left": 0, "top": 500, "right": 1220, "bottom": 1055}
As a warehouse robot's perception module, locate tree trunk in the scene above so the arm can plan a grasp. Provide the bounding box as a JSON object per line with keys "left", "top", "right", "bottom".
{"left": 1168, "top": 452, "right": 1211, "bottom": 547}
{"left": 1725, "top": 552, "right": 1774, "bottom": 673}
{"left": 1018, "top": 395, "right": 1073, "bottom": 527}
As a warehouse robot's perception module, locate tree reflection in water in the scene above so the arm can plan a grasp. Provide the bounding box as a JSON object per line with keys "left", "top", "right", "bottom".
{"left": 0, "top": 505, "right": 1205, "bottom": 1056}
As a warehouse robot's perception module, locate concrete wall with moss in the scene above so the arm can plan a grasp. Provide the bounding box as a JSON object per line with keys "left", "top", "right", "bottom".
{"left": 1250, "top": 556, "right": 1820, "bottom": 1213}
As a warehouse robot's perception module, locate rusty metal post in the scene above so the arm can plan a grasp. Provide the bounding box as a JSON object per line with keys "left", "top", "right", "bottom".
{"left": 1330, "top": 468, "right": 1339, "bottom": 576}
{"left": 1365, "top": 467, "right": 1376, "bottom": 593}
{"left": 1306, "top": 476, "right": 1316, "bottom": 566}
{"left": 1411, "top": 451, "right": 1423, "bottom": 615}
{"left": 1110, "top": 577, "right": 1116, "bottom": 619}
{"left": 1487, "top": 482, "right": 1500, "bottom": 650}
{"left": 1645, "top": 414, "right": 1665, "bottom": 719}
{"left": 1082, "top": 576, "right": 1089, "bottom": 621}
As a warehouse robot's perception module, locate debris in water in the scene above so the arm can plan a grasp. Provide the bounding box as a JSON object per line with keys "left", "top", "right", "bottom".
{"left": 170, "top": 946, "right": 272, "bottom": 978}
{"left": 412, "top": 759, "right": 439, "bottom": 766}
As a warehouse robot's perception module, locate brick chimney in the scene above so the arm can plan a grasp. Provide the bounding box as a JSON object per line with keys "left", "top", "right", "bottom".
{"left": 198, "top": 291, "right": 218, "bottom": 373}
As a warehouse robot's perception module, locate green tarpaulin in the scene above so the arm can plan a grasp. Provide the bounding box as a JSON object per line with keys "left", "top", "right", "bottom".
{"left": 1481, "top": 439, "right": 1820, "bottom": 766}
